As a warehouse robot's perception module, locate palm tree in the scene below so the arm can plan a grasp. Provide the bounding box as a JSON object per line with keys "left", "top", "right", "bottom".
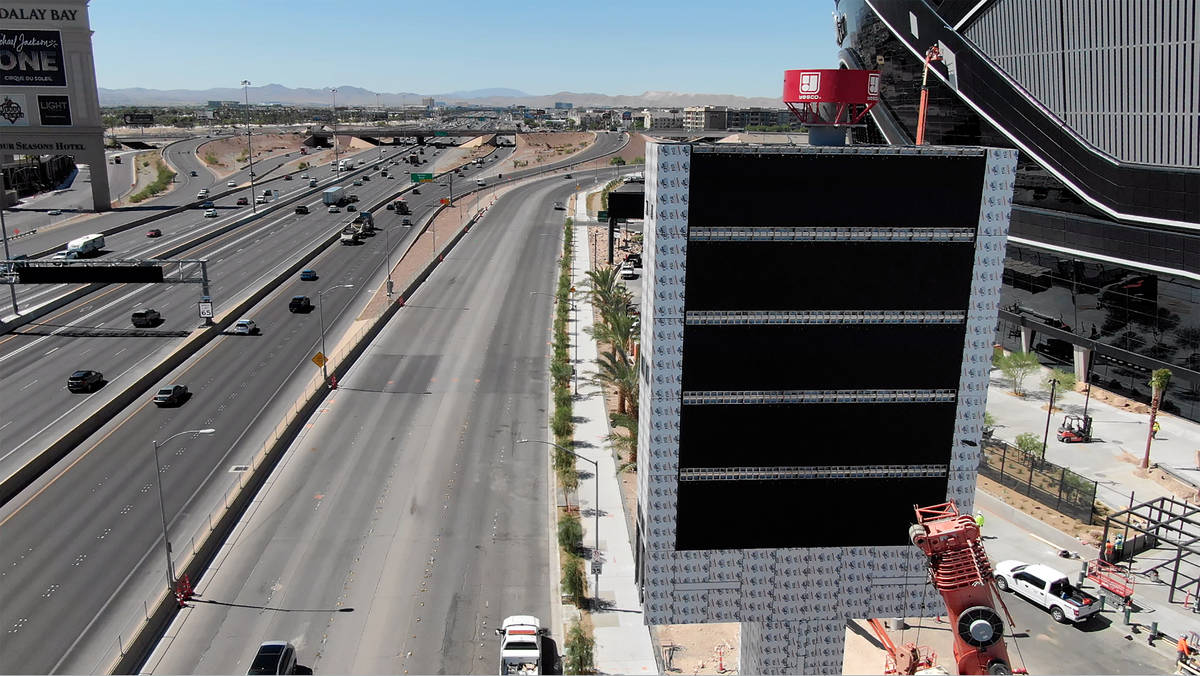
{"left": 608, "top": 411, "right": 638, "bottom": 468}
{"left": 594, "top": 348, "right": 638, "bottom": 415}
{"left": 1141, "top": 368, "right": 1172, "bottom": 469}
{"left": 588, "top": 309, "right": 636, "bottom": 355}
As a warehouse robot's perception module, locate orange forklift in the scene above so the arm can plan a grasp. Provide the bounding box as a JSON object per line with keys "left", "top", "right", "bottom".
{"left": 1057, "top": 414, "right": 1093, "bottom": 443}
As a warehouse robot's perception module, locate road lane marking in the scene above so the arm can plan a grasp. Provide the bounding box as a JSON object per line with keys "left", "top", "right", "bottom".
{"left": 44, "top": 348, "right": 58, "bottom": 356}
{"left": 20, "top": 379, "right": 38, "bottom": 391}
{"left": 1028, "top": 532, "right": 1062, "bottom": 550}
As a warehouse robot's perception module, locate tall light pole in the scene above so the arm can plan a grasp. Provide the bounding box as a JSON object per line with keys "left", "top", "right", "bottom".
{"left": 241, "top": 80, "right": 258, "bottom": 213}
{"left": 153, "top": 428, "right": 216, "bottom": 592}
{"left": 518, "top": 438, "right": 599, "bottom": 602}
{"left": 330, "top": 88, "right": 340, "bottom": 175}
{"left": 318, "top": 284, "right": 354, "bottom": 385}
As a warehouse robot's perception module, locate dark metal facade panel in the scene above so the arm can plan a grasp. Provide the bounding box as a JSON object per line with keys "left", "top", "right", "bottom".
{"left": 967, "top": 0, "right": 1199, "bottom": 168}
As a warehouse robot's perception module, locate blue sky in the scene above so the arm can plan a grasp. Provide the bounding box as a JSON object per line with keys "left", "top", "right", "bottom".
{"left": 90, "top": 1, "right": 836, "bottom": 98}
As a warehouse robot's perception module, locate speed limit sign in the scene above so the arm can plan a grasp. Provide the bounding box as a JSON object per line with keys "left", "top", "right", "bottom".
{"left": 198, "top": 300, "right": 214, "bottom": 319}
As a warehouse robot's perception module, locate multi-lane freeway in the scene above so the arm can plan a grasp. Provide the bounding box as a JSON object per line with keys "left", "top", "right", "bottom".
{"left": 0, "top": 131, "right": 623, "bottom": 673}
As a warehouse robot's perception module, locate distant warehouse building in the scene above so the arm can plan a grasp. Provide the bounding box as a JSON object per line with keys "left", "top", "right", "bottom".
{"left": 835, "top": 0, "right": 1200, "bottom": 422}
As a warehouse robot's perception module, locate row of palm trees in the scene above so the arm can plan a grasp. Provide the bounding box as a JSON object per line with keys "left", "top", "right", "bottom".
{"left": 583, "top": 265, "right": 640, "bottom": 467}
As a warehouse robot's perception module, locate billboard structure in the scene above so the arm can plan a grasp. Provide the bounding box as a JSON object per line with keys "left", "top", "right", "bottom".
{"left": 636, "top": 142, "right": 1017, "bottom": 673}
{"left": 0, "top": 1, "right": 110, "bottom": 211}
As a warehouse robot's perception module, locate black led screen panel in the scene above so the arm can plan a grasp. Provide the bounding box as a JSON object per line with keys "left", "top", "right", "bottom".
{"left": 677, "top": 402, "right": 958, "bottom": 468}
{"left": 607, "top": 190, "right": 644, "bottom": 220}
{"left": 679, "top": 324, "right": 968, "bottom": 391}
{"left": 684, "top": 241, "right": 977, "bottom": 311}
{"left": 688, "top": 153, "right": 986, "bottom": 227}
{"left": 17, "top": 265, "right": 165, "bottom": 284}
{"left": 675, "top": 476, "right": 950, "bottom": 550}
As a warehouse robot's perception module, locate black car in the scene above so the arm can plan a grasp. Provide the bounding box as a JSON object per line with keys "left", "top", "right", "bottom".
{"left": 625, "top": 253, "right": 642, "bottom": 268}
{"left": 346, "top": 204, "right": 356, "bottom": 211}
{"left": 247, "top": 641, "right": 297, "bottom": 675}
{"left": 153, "top": 384, "right": 189, "bottom": 406}
{"left": 294, "top": 205, "right": 309, "bottom": 215}
{"left": 288, "top": 296, "right": 313, "bottom": 313}
{"left": 67, "top": 370, "right": 103, "bottom": 393}
{"left": 283, "top": 174, "right": 293, "bottom": 181}
{"left": 131, "top": 309, "right": 161, "bottom": 327}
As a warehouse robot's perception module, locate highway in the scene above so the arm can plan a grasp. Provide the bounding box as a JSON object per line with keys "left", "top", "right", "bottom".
{"left": 0, "top": 133, "right": 623, "bottom": 673}
{"left": 0, "top": 146, "right": 423, "bottom": 477}
{"left": 146, "top": 172, "right": 580, "bottom": 675}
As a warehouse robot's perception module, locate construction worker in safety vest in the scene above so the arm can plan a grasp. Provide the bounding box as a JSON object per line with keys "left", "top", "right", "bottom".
{"left": 1152, "top": 420, "right": 1161, "bottom": 439}
{"left": 974, "top": 512, "right": 985, "bottom": 529}
{"left": 1178, "top": 635, "right": 1191, "bottom": 664}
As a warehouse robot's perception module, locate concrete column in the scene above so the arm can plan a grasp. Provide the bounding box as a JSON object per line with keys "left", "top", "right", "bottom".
{"left": 1072, "top": 344, "right": 1092, "bottom": 382}
{"left": 740, "top": 620, "right": 846, "bottom": 674}
{"left": 1020, "top": 326, "right": 1032, "bottom": 354}
{"left": 83, "top": 146, "right": 111, "bottom": 212}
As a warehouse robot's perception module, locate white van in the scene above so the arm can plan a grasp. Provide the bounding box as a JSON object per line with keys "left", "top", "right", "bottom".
{"left": 475, "top": 178, "right": 485, "bottom": 187}
{"left": 66, "top": 233, "right": 105, "bottom": 257}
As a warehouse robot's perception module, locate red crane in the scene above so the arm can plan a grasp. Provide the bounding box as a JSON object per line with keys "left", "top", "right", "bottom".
{"left": 909, "top": 501, "right": 1022, "bottom": 675}
{"left": 915, "top": 45, "right": 943, "bottom": 145}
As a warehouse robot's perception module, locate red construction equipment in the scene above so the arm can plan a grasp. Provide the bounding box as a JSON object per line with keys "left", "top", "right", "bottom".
{"left": 910, "top": 501, "right": 1019, "bottom": 675}
{"left": 1087, "top": 558, "right": 1135, "bottom": 605}
{"left": 915, "top": 45, "right": 943, "bottom": 145}
{"left": 865, "top": 618, "right": 938, "bottom": 674}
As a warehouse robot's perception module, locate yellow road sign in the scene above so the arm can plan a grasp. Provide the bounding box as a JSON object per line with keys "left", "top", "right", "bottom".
{"left": 312, "top": 352, "right": 327, "bottom": 367}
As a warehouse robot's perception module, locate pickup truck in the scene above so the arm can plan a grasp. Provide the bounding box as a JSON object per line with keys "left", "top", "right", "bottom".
{"left": 994, "top": 560, "right": 1101, "bottom": 623}
{"left": 495, "top": 615, "right": 548, "bottom": 675}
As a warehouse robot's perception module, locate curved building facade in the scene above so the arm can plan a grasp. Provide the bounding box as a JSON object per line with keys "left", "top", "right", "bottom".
{"left": 835, "top": 0, "right": 1200, "bottom": 422}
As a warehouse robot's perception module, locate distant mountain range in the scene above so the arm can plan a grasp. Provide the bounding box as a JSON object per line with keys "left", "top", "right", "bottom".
{"left": 96, "top": 84, "right": 783, "bottom": 109}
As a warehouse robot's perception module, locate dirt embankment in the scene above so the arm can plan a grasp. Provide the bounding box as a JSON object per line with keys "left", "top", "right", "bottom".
{"left": 195, "top": 133, "right": 377, "bottom": 179}
{"left": 503, "top": 132, "right": 595, "bottom": 172}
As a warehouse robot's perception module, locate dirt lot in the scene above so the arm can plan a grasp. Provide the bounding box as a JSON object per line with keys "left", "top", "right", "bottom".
{"left": 195, "top": 133, "right": 374, "bottom": 179}
{"left": 504, "top": 132, "right": 595, "bottom": 173}
{"left": 577, "top": 132, "right": 649, "bottom": 172}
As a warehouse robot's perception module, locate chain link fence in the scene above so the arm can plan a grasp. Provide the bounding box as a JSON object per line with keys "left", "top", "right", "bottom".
{"left": 979, "top": 439, "right": 1097, "bottom": 522}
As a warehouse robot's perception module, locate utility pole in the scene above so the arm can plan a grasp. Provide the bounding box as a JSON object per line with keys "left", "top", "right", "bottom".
{"left": 330, "top": 88, "right": 340, "bottom": 174}
{"left": 241, "top": 80, "right": 257, "bottom": 212}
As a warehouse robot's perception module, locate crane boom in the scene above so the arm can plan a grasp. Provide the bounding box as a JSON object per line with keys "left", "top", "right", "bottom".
{"left": 910, "top": 501, "right": 1016, "bottom": 675}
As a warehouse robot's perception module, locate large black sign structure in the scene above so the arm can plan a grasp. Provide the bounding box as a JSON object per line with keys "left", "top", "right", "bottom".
{"left": 0, "top": 29, "right": 67, "bottom": 87}
{"left": 17, "top": 264, "right": 164, "bottom": 284}
{"left": 636, "top": 142, "right": 1017, "bottom": 674}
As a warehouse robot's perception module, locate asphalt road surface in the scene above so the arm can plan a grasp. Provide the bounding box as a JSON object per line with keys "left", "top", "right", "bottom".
{"left": 146, "top": 173, "right": 579, "bottom": 675}
{"left": 0, "top": 137, "right": 622, "bottom": 673}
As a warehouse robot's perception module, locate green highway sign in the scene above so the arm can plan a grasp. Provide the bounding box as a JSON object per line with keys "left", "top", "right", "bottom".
{"left": 597, "top": 210, "right": 608, "bottom": 219}
{"left": 411, "top": 173, "right": 433, "bottom": 183}
{"left": 434, "top": 131, "right": 448, "bottom": 137}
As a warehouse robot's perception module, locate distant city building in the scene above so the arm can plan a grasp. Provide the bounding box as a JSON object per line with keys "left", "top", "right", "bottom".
{"left": 554, "top": 102, "right": 573, "bottom": 110}
{"left": 641, "top": 109, "right": 684, "bottom": 128}
{"left": 725, "top": 107, "right": 792, "bottom": 129}
{"left": 683, "top": 105, "right": 728, "bottom": 130}
{"left": 422, "top": 97, "right": 435, "bottom": 108}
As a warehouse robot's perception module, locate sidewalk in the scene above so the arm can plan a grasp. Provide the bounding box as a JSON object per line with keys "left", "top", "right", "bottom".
{"left": 561, "top": 187, "right": 657, "bottom": 673}
{"left": 986, "top": 365, "right": 1200, "bottom": 509}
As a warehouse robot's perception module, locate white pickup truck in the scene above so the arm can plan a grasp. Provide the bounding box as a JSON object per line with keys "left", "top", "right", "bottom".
{"left": 495, "top": 615, "right": 547, "bottom": 675}
{"left": 994, "top": 560, "right": 1101, "bottom": 623}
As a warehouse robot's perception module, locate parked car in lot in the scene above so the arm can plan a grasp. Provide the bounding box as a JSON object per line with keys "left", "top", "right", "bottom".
{"left": 993, "top": 560, "right": 1101, "bottom": 624}
{"left": 294, "top": 205, "right": 309, "bottom": 215}
{"left": 204, "top": 208, "right": 218, "bottom": 217}
{"left": 131, "top": 308, "right": 161, "bottom": 327}
{"left": 288, "top": 295, "right": 313, "bottom": 313}
{"left": 153, "top": 384, "right": 189, "bottom": 407}
{"left": 227, "top": 180, "right": 237, "bottom": 187}
{"left": 67, "top": 370, "right": 104, "bottom": 393}
{"left": 146, "top": 228, "right": 162, "bottom": 238}
{"left": 620, "top": 264, "right": 637, "bottom": 280}
{"left": 232, "top": 319, "right": 260, "bottom": 335}
{"left": 299, "top": 269, "right": 318, "bottom": 281}
{"left": 237, "top": 197, "right": 249, "bottom": 206}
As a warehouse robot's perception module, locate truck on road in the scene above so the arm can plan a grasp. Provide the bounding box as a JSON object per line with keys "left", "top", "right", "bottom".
{"left": 993, "top": 560, "right": 1101, "bottom": 623}
{"left": 407, "top": 153, "right": 420, "bottom": 165}
{"left": 66, "top": 233, "right": 105, "bottom": 257}
{"left": 322, "top": 186, "right": 346, "bottom": 206}
{"left": 495, "top": 615, "right": 548, "bottom": 675}
{"left": 392, "top": 198, "right": 410, "bottom": 215}
{"left": 352, "top": 211, "right": 375, "bottom": 231}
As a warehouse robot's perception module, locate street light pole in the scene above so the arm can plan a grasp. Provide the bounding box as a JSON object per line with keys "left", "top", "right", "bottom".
{"left": 152, "top": 428, "right": 215, "bottom": 592}
{"left": 330, "top": 89, "right": 340, "bottom": 175}
{"left": 318, "top": 284, "right": 354, "bottom": 385}
{"left": 241, "top": 80, "right": 257, "bottom": 213}
{"left": 1041, "top": 378, "right": 1058, "bottom": 459}
{"left": 518, "top": 439, "right": 599, "bottom": 603}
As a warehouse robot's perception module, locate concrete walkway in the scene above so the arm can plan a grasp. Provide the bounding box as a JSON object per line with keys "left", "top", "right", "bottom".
{"left": 560, "top": 185, "right": 657, "bottom": 674}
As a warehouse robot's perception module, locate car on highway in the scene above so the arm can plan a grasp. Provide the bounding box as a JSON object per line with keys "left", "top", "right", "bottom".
{"left": 255, "top": 196, "right": 267, "bottom": 204}
{"left": 48, "top": 209, "right": 63, "bottom": 216}
{"left": 146, "top": 228, "right": 162, "bottom": 238}
{"left": 346, "top": 204, "right": 356, "bottom": 211}
{"left": 300, "top": 173, "right": 308, "bottom": 179}
{"left": 412, "top": 187, "right": 420, "bottom": 194}
{"left": 564, "top": 173, "right": 572, "bottom": 179}
{"left": 553, "top": 202, "right": 564, "bottom": 210}
{"left": 200, "top": 200, "right": 215, "bottom": 208}
{"left": 361, "top": 175, "right": 369, "bottom": 181}
{"left": 353, "top": 180, "right": 363, "bottom": 186}
{"left": 328, "top": 205, "right": 340, "bottom": 213}
{"left": 237, "top": 197, "right": 249, "bottom": 206}
{"left": 232, "top": 319, "right": 260, "bottom": 335}
{"left": 204, "top": 208, "right": 218, "bottom": 217}
{"left": 283, "top": 174, "right": 293, "bottom": 181}
{"left": 299, "top": 269, "right": 318, "bottom": 281}
{"left": 66, "top": 370, "right": 104, "bottom": 393}
{"left": 130, "top": 308, "right": 161, "bottom": 327}
{"left": 196, "top": 189, "right": 209, "bottom": 199}
{"left": 247, "top": 641, "right": 297, "bottom": 676}
{"left": 153, "top": 384, "right": 189, "bottom": 407}
{"left": 294, "top": 205, "right": 309, "bottom": 215}
{"left": 288, "top": 296, "right": 313, "bottom": 313}
{"left": 189, "top": 170, "right": 198, "bottom": 177}
{"left": 401, "top": 218, "right": 412, "bottom": 226}
{"left": 227, "top": 180, "right": 237, "bottom": 187}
